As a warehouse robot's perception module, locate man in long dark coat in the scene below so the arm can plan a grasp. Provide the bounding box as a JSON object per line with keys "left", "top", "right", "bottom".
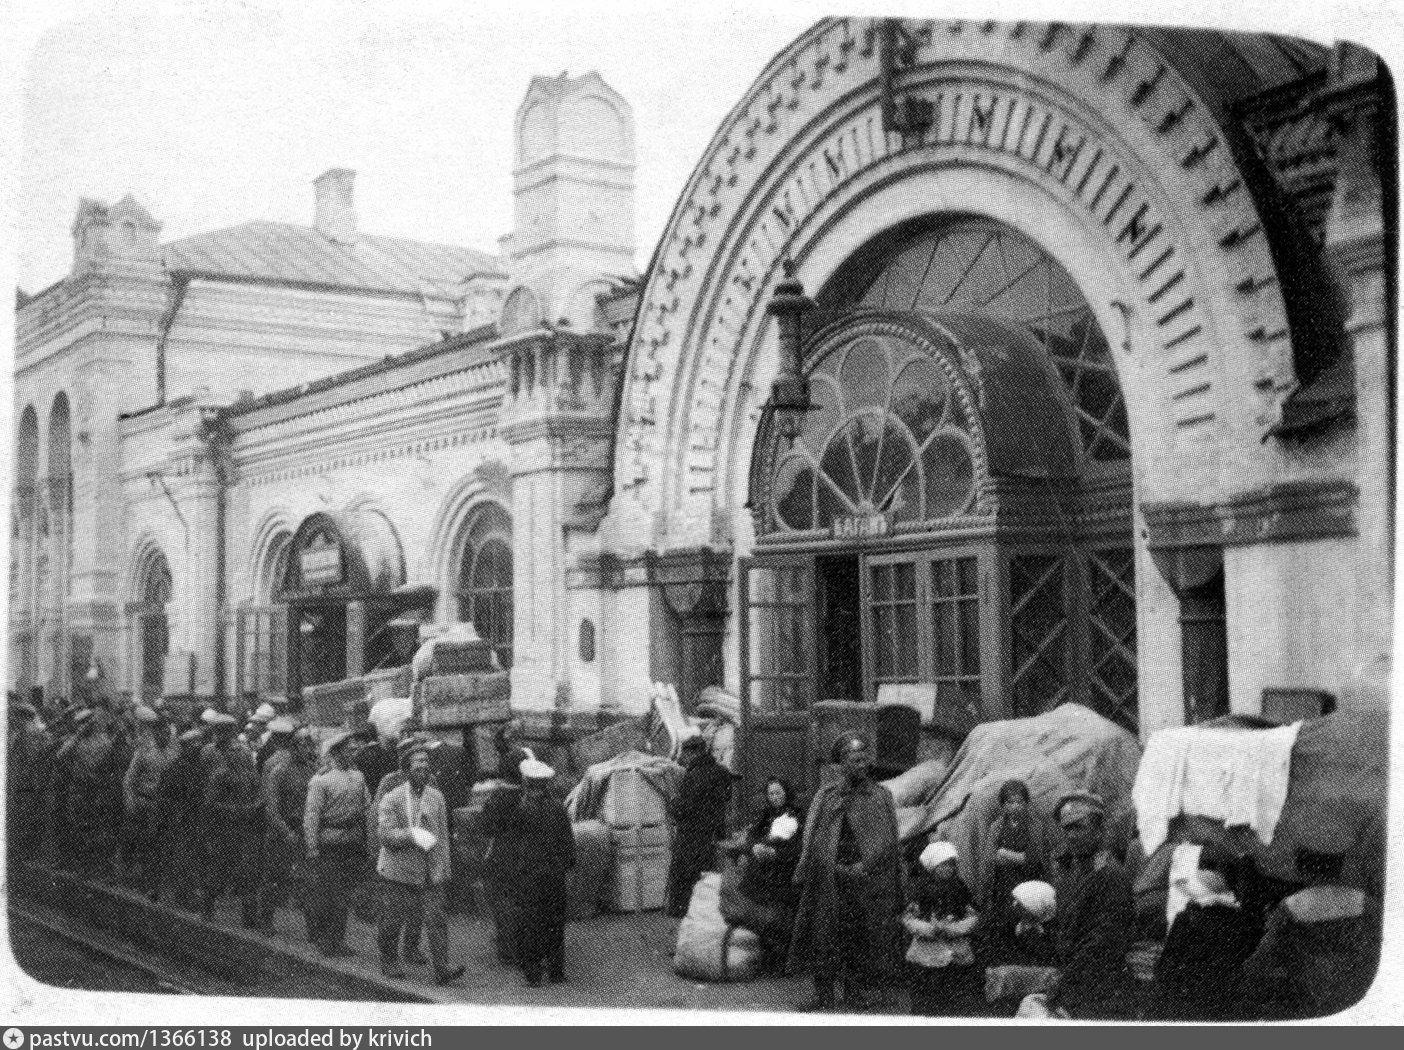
{"left": 665, "top": 735, "right": 734, "bottom": 917}
{"left": 788, "top": 732, "right": 903, "bottom": 1013}
{"left": 1046, "top": 791, "right": 1136, "bottom": 1019}
{"left": 200, "top": 713, "right": 265, "bottom": 927}
{"left": 7, "top": 699, "right": 53, "bottom": 869}
{"left": 258, "top": 724, "right": 316, "bottom": 936}
{"left": 506, "top": 757, "right": 575, "bottom": 986}
{"left": 155, "top": 728, "right": 208, "bottom": 910}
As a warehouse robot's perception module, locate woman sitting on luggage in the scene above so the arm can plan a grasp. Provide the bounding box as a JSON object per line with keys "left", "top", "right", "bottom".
{"left": 904, "top": 840, "right": 982, "bottom": 1017}
{"left": 721, "top": 777, "right": 803, "bottom": 971}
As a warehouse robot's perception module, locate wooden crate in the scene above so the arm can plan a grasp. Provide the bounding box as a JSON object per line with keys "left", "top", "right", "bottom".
{"left": 417, "top": 672, "right": 511, "bottom": 728}
{"left": 600, "top": 767, "right": 669, "bottom": 828}
{"left": 605, "top": 824, "right": 670, "bottom": 913}
{"left": 572, "top": 717, "right": 649, "bottom": 772}
{"left": 302, "top": 678, "right": 368, "bottom": 727}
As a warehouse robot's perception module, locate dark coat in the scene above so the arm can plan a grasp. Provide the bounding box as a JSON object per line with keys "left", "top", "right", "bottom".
{"left": 738, "top": 805, "right": 804, "bottom": 909}
{"left": 507, "top": 791, "right": 575, "bottom": 908}
{"left": 666, "top": 752, "right": 734, "bottom": 915}
{"left": 1050, "top": 849, "right": 1136, "bottom": 1018}
{"left": 1146, "top": 901, "right": 1258, "bottom": 1021}
{"left": 787, "top": 777, "right": 903, "bottom": 980}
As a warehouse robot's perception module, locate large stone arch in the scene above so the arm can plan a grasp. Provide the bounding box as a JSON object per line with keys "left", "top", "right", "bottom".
{"left": 607, "top": 18, "right": 1322, "bottom": 553}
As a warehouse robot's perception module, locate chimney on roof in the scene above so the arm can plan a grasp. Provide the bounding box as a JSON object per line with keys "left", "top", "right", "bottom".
{"left": 313, "top": 168, "right": 357, "bottom": 244}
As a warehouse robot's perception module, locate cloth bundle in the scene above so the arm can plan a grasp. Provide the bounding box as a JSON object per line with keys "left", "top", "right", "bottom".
{"left": 564, "top": 750, "right": 683, "bottom": 823}
{"left": 1133, "top": 722, "right": 1300, "bottom": 855}
{"left": 673, "top": 872, "right": 763, "bottom": 982}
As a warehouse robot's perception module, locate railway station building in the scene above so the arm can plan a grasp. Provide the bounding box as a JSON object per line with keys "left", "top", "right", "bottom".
{"left": 9, "top": 21, "right": 1394, "bottom": 793}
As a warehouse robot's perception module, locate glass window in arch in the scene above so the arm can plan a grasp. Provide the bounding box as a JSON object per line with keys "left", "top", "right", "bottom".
{"left": 771, "top": 333, "right": 978, "bottom": 532}
{"left": 455, "top": 504, "right": 514, "bottom": 669}
{"left": 857, "top": 218, "right": 1130, "bottom": 462}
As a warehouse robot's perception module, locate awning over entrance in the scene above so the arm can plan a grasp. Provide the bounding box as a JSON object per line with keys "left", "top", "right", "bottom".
{"left": 278, "top": 508, "right": 406, "bottom": 600}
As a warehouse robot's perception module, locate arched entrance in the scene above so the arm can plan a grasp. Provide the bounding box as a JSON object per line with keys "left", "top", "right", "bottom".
{"left": 740, "top": 216, "right": 1143, "bottom": 797}
{"left": 273, "top": 509, "right": 432, "bottom": 701}
{"left": 451, "top": 502, "right": 514, "bottom": 669}
{"left": 131, "top": 548, "right": 173, "bottom": 700}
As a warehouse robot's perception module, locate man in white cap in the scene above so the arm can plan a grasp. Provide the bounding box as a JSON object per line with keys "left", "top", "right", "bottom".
{"left": 375, "top": 740, "right": 463, "bottom": 984}
{"left": 1045, "top": 790, "right": 1135, "bottom": 1019}
{"left": 303, "top": 731, "right": 369, "bottom": 957}
{"left": 122, "top": 705, "right": 175, "bottom": 896}
{"left": 503, "top": 756, "right": 574, "bottom": 987}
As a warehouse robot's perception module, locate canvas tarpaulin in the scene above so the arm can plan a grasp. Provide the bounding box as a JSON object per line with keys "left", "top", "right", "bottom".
{"left": 886, "top": 703, "right": 1142, "bottom": 892}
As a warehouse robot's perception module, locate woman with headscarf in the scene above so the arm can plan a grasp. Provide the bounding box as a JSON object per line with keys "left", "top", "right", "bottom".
{"left": 978, "top": 779, "right": 1050, "bottom": 961}
{"left": 903, "top": 839, "right": 982, "bottom": 1017}
{"left": 788, "top": 732, "right": 903, "bottom": 1013}
{"left": 720, "top": 776, "right": 804, "bottom": 970}
{"left": 1145, "top": 867, "right": 1258, "bottom": 1021}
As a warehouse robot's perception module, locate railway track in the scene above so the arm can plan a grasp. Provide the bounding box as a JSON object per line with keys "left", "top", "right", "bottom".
{"left": 9, "top": 899, "right": 221, "bottom": 996}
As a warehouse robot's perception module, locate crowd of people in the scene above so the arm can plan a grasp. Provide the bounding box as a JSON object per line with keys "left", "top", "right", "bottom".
{"left": 7, "top": 695, "right": 1384, "bottom": 1018}
{"left": 669, "top": 731, "right": 1384, "bottom": 1020}
{"left": 5, "top": 694, "right": 577, "bottom": 990}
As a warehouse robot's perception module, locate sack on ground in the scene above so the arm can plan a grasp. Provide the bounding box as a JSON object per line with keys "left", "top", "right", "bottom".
{"left": 985, "top": 964, "right": 1059, "bottom": 1003}
{"left": 673, "top": 872, "right": 762, "bottom": 982}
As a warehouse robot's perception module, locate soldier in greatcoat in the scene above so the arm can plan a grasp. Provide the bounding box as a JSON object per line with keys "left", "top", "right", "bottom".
{"left": 200, "top": 712, "right": 265, "bottom": 927}
{"left": 505, "top": 757, "right": 575, "bottom": 987}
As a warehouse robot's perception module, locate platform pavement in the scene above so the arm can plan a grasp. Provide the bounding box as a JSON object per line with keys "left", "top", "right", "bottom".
{"left": 16, "top": 864, "right": 916, "bottom": 1017}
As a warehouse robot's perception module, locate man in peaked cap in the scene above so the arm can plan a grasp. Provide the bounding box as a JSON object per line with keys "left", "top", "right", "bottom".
{"left": 366, "top": 734, "right": 442, "bottom": 966}
{"left": 200, "top": 710, "right": 265, "bottom": 927}
{"left": 122, "top": 704, "right": 176, "bottom": 896}
{"left": 504, "top": 757, "right": 574, "bottom": 987}
{"left": 303, "top": 730, "right": 368, "bottom": 957}
{"left": 375, "top": 739, "right": 462, "bottom": 984}
{"left": 1046, "top": 789, "right": 1135, "bottom": 1019}
{"left": 666, "top": 734, "right": 734, "bottom": 919}
{"left": 257, "top": 725, "right": 317, "bottom": 938}
{"left": 153, "top": 727, "right": 208, "bottom": 909}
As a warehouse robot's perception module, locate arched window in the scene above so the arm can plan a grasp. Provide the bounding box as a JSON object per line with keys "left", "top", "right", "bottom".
{"left": 136, "top": 549, "right": 172, "bottom": 700}
{"left": 770, "top": 333, "right": 978, "bottom": 533}
{"left": 831, "top": 216, "right": 1130, "bottom": 464}
{"left": 743, "top": 215, "right": 1139, "bottom": 741}
{"left": 455, "top": 504, "right": 514, "bottom": 668}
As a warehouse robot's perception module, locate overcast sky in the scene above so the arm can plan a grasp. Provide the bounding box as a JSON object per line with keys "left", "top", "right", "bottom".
{"left": 3, "top": 0, "right": 1398, "bottom": 297}
{"left": 10, "top": 0, "right": 1404, "bottom": 297}
{"left": 7, "top": 1, "right": 819, "bottom": 294}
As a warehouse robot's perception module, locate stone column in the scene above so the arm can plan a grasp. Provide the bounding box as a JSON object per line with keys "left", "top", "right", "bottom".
{"left": 500, "top": 332, "right": 619, "bottom": 713}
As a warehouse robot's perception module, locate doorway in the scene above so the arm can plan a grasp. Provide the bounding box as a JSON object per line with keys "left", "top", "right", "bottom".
{"left": 816, "top": 554, "right": 862, "bottom": 703}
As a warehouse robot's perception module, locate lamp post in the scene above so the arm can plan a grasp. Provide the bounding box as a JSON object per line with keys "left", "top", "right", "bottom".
{"left": 765, "top": 260, "right": 814, "bottom": 442}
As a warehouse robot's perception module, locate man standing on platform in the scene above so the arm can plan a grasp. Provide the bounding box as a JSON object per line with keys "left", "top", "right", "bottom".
{"left": 788, "top": 732, "right": 903, "bottom": 1013}
{"left": 122, "top": 706, "right": 175, "bottom": 897}
{"left": 303, "top": 731, "right": 369, "bottom": 958}
{"left": 200, "top": 712, "right": 264, "bottom": 927}
{"left": 665, "top": 735, "right": 734, "bottom": 917}
{"left": 375, "top": 741, "right": 464, "bottom": 985}
{"left": 258, "top": 722, "right": 316, "bottom": 937}
{"left": 508, "top": 757, "right": 575, "bottom": 987}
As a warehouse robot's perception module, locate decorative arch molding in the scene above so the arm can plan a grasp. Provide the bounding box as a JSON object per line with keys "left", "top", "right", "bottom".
{"left": 611, "top": 17, "right": 1310, "bottom": 551}
{"left": 501, "top": 285, "right": 545, "bottom": 337}
{"left": 246, "top": 508, "right": 298, "bottom": 602}
{"left": 124, "top": 532, "right": 174, "bottom": 606}
{"left": 425, "top": 467, "right": 514, "bottom": 612}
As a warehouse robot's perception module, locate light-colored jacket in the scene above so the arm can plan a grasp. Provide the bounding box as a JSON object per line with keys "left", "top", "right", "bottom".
{"left": 377, "top": 780, "right": 451, "bottom": 887}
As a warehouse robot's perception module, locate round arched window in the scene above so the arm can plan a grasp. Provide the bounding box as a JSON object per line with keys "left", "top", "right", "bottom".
{"left": 769, "top": 332, "right": 977, "bottom": 533}
{"left": 834, "top": 216, "right": 1130, "bottom": 463}
{"left": 455, "top": 504, "right": 514, "bottom": 669}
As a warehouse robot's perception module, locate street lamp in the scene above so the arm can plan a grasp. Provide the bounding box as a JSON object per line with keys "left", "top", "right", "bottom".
{"left": 765, "top": 260, "right": 814, "bottom": 443}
